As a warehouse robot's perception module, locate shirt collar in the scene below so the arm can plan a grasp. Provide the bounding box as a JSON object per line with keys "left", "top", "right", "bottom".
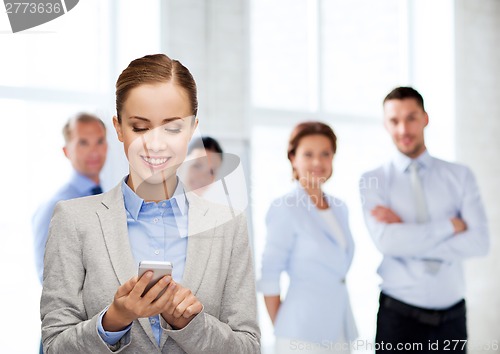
{"left": 393, "top": 149, "right": 433, "bottom": 173}
{"left": 121, "top": 176, "right": 188, "bottom": 221}
{"left": 69, "top": 171, "right": 99, "bottom": 194}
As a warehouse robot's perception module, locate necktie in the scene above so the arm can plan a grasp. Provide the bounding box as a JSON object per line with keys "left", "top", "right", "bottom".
{"left": 409, "top": 161, "right": 441, "bottom": 274}
{"left": 91, "top": 185, "right": 103, "bottom": 195}
{"left": 409, "top": 161, "right": 428, "bottom": 223}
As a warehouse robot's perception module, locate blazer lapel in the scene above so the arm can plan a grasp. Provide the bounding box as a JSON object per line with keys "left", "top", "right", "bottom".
{"left": 181, "top": 191, "right": 216, "bottom": 294}
{"left": 295, "top": 187, "right": 352, "bottom": 275}
{"left": 96, "top": 183, "right": 158, "bottom": 347}
{"left": 160, "top": 191, "right": 216, "bottom": 350}
{"left": 296, "top": 187, "right": 341, "bottom": 247}
{"left": 326, "top": 195, "right": 355, "bottom": 264}
{"left": 96, "top": 184, "right": 136, "bottom": 285}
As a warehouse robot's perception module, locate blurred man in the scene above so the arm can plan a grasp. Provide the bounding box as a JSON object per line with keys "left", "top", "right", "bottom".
{"left": 32, "top": 113, "right": 108, "bottom": 284}
{"left": 360, "top": 87, "right": 489, "bottom": 354}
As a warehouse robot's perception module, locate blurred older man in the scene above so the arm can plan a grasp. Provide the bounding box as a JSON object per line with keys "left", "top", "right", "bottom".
{"left": 32, "top": 113, "right": 108, "bottom": 283}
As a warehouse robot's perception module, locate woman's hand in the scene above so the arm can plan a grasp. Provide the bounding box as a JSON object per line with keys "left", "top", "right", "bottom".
{"left": 161, "top": 281, "right": 203, "bottom": 329}
{"left": 264, "top": 295, "right": 281, "bottom": 325}
{"left": 102, "top": 272, "right": 173, "bottom": 331}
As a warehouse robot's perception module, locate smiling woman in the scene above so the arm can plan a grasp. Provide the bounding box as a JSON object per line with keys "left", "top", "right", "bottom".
{"left": 258, "top": 121, "right": 357, "bottom": 354}
{"left": 40, "top": 54, "right": 260, "bottom": 353}
{"left": 114, "top": 82, "right": 197, "bottom": 201}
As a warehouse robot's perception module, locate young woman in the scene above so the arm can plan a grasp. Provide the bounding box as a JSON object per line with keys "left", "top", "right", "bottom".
{"left": 41, "top": 54, "right": 260, "bottom": 353}
{"left": 184, "top": 136, "right": 224, "bottom": 195}
{"left": 258, "top": 122, "right": 357, "bottom": 354}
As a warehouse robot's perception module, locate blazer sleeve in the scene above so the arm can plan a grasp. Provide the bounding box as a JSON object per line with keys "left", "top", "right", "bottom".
{"left": 160, "top": 212, "right": 260, "bottom": 354}
{"left": 32, "top": 199, "right": 56, "bottom": 284}
{"left": 41, "top": 202, "right": 131, "bottom": 353}
{"left": 257, "top": 202, "right": 296, "bottom": 295}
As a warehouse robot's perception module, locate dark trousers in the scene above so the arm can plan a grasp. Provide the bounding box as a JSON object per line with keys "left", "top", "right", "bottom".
{"left": 376, "top": 293, "right": 467, "bottom": 354}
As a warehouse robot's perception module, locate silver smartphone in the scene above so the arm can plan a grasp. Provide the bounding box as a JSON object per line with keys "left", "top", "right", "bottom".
{"left": 138, "top": 261, "right": 173, "bottom": 297}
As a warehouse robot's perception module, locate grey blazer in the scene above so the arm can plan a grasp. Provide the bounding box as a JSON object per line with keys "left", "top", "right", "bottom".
{"left": 41, "top": 183, "right": 260, "bottom": 353}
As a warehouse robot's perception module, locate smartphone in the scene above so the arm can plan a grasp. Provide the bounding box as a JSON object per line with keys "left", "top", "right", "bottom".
{"left": 138, "top": 261, "right": 173, "bottom": 297}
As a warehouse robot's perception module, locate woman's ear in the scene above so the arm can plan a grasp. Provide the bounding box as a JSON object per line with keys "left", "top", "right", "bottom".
{"left": 189, "top": 117, "right": 199, "bottom": 139}
{"left": 113, "top": 116, "right": 124, "bottom": 142}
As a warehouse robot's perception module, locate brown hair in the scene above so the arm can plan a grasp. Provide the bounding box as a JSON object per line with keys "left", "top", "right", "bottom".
{"left": 287, "top": 121, "right": 337, "bottom": 180}
{"left": 115, "top": 54, "right": 198, "bottom": 123}
{"left": 62, "top": 113, "right": 106, "bottom": 144}
{"left": 383, "top": 86, "right": 425, "bottom": 112}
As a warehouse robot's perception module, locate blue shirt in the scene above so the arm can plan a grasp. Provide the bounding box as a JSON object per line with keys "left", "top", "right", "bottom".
{"left": 32, "top": 172, "right": 101, "bottom": 283}
{"left": 360, "top": 150, "right": 489, "bottom": 309}
{"left": 97, "top": 177, "right": 189, "bottom": 346}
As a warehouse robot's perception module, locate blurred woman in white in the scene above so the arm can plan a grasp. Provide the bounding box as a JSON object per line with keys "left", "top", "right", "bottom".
{"left": 258, "top": 121, "right": 357, "bottom": 354}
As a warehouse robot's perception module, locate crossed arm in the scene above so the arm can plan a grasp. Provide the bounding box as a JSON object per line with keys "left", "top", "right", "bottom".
{"left": 371, "top": 205, "right": 466, "bottom": 233}
{"left": 360, "top": 168, "right": 489, "bottom": 261}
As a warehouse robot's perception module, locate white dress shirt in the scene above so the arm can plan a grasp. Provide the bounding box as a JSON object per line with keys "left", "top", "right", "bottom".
{"left": 360, "top": 150, "right": 489, "bottom": 309}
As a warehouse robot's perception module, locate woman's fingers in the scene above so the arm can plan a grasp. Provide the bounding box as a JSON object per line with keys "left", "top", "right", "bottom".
{"left": 167, "top": 286, "right": 202, "bottom": 319}
{"left": 158, "top": 283, "right": 202, "bottom": 329}
{"left": 144, "top": 279, "right": 175, "bottom": 316}
{"left": 129, "top": 271, "right": 153, "bottom": 298}
{"left": 115, "top": 276, "right": 138, "bottom": 298}
{"left": 142, "top": 275, "right": 172, "bottom": 304}
{"left": 182, "top": 302, "right": 203, "bottom": 319}
{"left": 170, "top": 288, "right": 190, "bottom": 318}
{"left": 173, "top": 293, "right": 200, "bottom": 318}
{"left": 163, "top": 282, "right": 184, "bottom": 315}
{"left": 115, "top": 276, "right": 202, "bottom": 322}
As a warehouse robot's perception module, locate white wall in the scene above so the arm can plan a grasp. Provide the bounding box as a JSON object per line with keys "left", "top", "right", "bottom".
{"left": 455, "top": 0, "right": 500, "bottom": 351}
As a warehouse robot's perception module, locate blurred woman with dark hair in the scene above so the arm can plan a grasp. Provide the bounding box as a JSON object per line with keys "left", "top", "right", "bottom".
{"left": 185, "top": 136, "right": 224, "bottom": 195}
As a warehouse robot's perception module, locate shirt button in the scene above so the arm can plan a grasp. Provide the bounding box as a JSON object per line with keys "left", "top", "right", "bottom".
{"left": 154, "top": 250, "right": 160, "bottom": 255}
{"left": 153, "top": 217, "right": 159, "bottom": 223}
{"left": 150, "top": 318, "right": 156, "bottom": 324}
{"left": 162, "top": 203, "right": 166, "bottom": 207}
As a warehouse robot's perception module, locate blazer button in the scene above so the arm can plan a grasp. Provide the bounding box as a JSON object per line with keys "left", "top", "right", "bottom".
{"left": 341, "top": 278, "right": 346, "bottom": 284}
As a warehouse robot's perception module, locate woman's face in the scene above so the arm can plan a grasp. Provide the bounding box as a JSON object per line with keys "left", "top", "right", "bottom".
{"left": 186, "top": 148, "right": 223, "bottom": 192}
{"left": 113, "top": 82, "right": 197, "bottom": 187}
{"left": 291, "top": 134, "right": 334, "bottom": 187}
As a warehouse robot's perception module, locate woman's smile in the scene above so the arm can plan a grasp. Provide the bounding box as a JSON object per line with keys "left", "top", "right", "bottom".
{"left": 140, "top": 155, "right": 171, "bottom": 169}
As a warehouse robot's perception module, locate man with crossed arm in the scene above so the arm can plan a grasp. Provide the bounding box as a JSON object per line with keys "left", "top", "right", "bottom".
{"left": 360, "top": 87, "right": 489, "bottom": 354}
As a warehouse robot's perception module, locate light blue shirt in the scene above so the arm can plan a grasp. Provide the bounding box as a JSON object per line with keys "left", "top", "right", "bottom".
{"left": 32, "top": 172, "right": 101, "bottom": 283}
{"left": 97, "top": 177, "right": 188, "bottom": 346}
{"left": 258, "top": 183, "right": 358, "bottom": 344}
{"left": 360, "top": 150, "right": 489, "bottom": 309}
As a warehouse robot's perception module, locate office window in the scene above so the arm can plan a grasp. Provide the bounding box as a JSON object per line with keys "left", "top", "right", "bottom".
{"left": 250, "top": 0, "right": 318, "bottom": 111}
{"left": 321, "top": 0, "right": 407, "bottom": 117}
{"left": 1, "top": 0, "right": 111, "bottom": 92}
